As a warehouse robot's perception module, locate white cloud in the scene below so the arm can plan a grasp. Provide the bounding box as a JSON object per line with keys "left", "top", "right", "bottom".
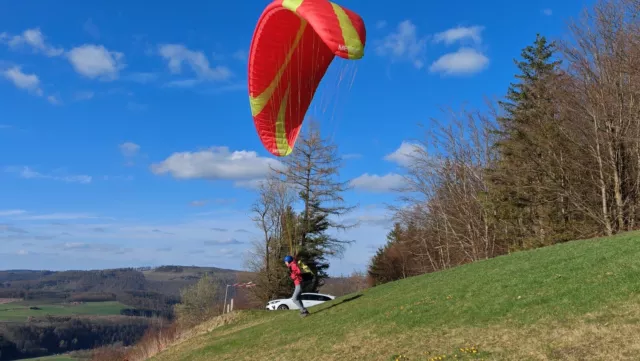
{"left": 375, "top": 20, "right": 427, "bottom": 69}
{"left": 2, "top": 66, "right": 43, "bottom": 95}
{"left": 190, "top": 200, "right": 208, "bottom": 207}
{"left": 61, "top": 242, "right": 88, "bottom": 250}
{"left": 13, "top": 212, "right": 102, "bottom": 221}
{"left": 0, "top": 210, "right": 27, "bottom": 217}
{"left": 542, "top": 8, "right": 553, "bottom": 16}
{"left": 350, "top": 173, "right": 406, "bottom": 193}
{"left": 429, "top": 47, "right": 489, "bottom": 75}
{"left": 433, "top": 25, "right": 484, "bottom": 45}
{"left": 0, "top": 224, "right": 28, "bottom": 233}
{"left": 0, "top": 204, "right": 393, "bottom": 275}
{"left": 47, "top": 95, "right": 61, "bottom": 105}
{"left": 1, "top": 28, "right": 63, "bottom": 57}
{"left": 5, "top": 166, "right": 92, "bottom": 184}
{"left": 119, "top": 142, "right": 140, "bottom": 157}
{"left": 150, "top": 146, "right": 283, "bottom": 181}
{"left": 1, "top": 29, "right": 124, "bottom": 82}
{"left": 158, "top": 44, "right": 232, "bottom": 86}
{"left": 119, "top": 142, "right": 141, "bottom": 166}
{"left": 58, "top": 241, "right": 125, "bottom": 253}
{"left": 67, "top": 44, "right": 125, "bottom": 80}
{"left": 384, "top": 141, "right": 424, "bottom": 167}
{"left": 205, "top": 238, "right": 243, "bottom": 246}
{"left": 1, "top": 67, "right": 59, "bottom": 104}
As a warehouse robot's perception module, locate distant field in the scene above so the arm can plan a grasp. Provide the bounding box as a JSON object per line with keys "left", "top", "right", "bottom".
{"left": 142, "top": 266, "right": 240, "bottom": 282}
{"left": 21, "top": 356, "right": 77, "bottom": 361}
{"left": 16, "top": 298, "right": 70, "bottom": 307}
{"left": 0, "top": 301, "right": 127, "bottom": 322}
{"left": 0, "top": 298, "right": 20, "bottom": 304}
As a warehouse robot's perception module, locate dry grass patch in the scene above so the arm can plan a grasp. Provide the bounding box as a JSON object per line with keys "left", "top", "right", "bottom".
{"left": 0, "top": 298, "right": 21, "bottom": 304}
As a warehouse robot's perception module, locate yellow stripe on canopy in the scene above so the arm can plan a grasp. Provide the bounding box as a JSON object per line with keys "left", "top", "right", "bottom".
{"left": 330, "top": 3, "right": 364, "bottom": 59}
{"left": 275, "top": 85, "right": 293, "bottom": 156}
{"left": 282, "top": 0, "right": 304, "bottom": 12}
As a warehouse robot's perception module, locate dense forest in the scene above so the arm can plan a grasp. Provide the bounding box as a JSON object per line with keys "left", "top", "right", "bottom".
{"left": 367, "top": 0, "right": 640, "bottom": 285}
{"left": 0, "top": 316, "right": 153, "bottom": 360}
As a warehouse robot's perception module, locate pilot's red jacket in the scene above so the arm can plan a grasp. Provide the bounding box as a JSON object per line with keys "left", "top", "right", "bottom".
{"left": 288, "top": 260, "right": 303, "bottom": 286}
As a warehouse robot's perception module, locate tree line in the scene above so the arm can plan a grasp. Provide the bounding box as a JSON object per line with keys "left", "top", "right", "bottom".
{"left": 369, "top": 0, "right": 640, "bottom": 285}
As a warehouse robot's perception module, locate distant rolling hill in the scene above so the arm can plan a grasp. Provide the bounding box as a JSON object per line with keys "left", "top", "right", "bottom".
{"left": 0, "top": 266, "right": 254, "bottom": 360}
{"left": 0, "top": 266, "right": 251, "bottom": 316}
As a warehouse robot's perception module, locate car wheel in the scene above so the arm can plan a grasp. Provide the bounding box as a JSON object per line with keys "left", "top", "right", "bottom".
{"left": 277, "top": 304, "right": 289, "bottom": 310}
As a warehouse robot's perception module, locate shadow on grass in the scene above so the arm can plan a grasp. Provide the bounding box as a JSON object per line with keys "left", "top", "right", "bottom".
{"left": 312, "top": 294, "right": 363, "bottom": 315}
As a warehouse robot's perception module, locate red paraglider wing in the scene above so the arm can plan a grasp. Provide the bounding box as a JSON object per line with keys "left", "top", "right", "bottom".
{"left": 248, "top": 0, "right": 366, "bottom": 157}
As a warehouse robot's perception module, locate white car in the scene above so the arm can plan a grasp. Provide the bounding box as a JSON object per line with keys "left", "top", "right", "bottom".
{"left": 265, "top": 292, "right": 335, "bottom": 310}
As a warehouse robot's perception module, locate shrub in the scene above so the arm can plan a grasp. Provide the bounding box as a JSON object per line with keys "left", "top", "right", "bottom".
{"left": 173, "top": 274, "right": 220, "bottom": 327}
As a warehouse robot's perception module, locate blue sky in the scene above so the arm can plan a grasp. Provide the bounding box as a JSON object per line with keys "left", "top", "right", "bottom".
{"left": 0, "top": 0, "right": 591, "bottom": 275}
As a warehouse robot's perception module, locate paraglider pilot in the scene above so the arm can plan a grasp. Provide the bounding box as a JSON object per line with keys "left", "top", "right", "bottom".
{"left": 284, "top": 255, "right": 310, "bottom": 317}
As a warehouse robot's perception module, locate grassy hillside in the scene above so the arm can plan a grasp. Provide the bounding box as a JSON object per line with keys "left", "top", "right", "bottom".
{"left": 150, "top": 231, "right": 640, "bottom": 360}
{"left": 0, "top": 301, "right": 127, "bottom": 322}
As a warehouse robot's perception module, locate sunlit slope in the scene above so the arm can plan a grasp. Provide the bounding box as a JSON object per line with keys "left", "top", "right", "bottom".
{"left": 151, "top": 232, "right": 640, "bottom": 361}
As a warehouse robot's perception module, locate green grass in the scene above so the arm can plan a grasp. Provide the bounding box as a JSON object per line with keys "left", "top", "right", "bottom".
{"left": 0, "top": 301, "right": 127, "bottom": 322}
{"left": 20, "top": 356, "right": 77, "bottom": 361}
{"left": 149, "top": 231, "right": 640, "bottom": 361}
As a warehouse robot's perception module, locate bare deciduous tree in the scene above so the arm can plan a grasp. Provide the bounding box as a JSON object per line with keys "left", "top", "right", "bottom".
{"left": 244, "top": 175, "right": 298, "bottom": 303}
{"left": 369, "top": 0, "right": 640, "bottom": 287}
